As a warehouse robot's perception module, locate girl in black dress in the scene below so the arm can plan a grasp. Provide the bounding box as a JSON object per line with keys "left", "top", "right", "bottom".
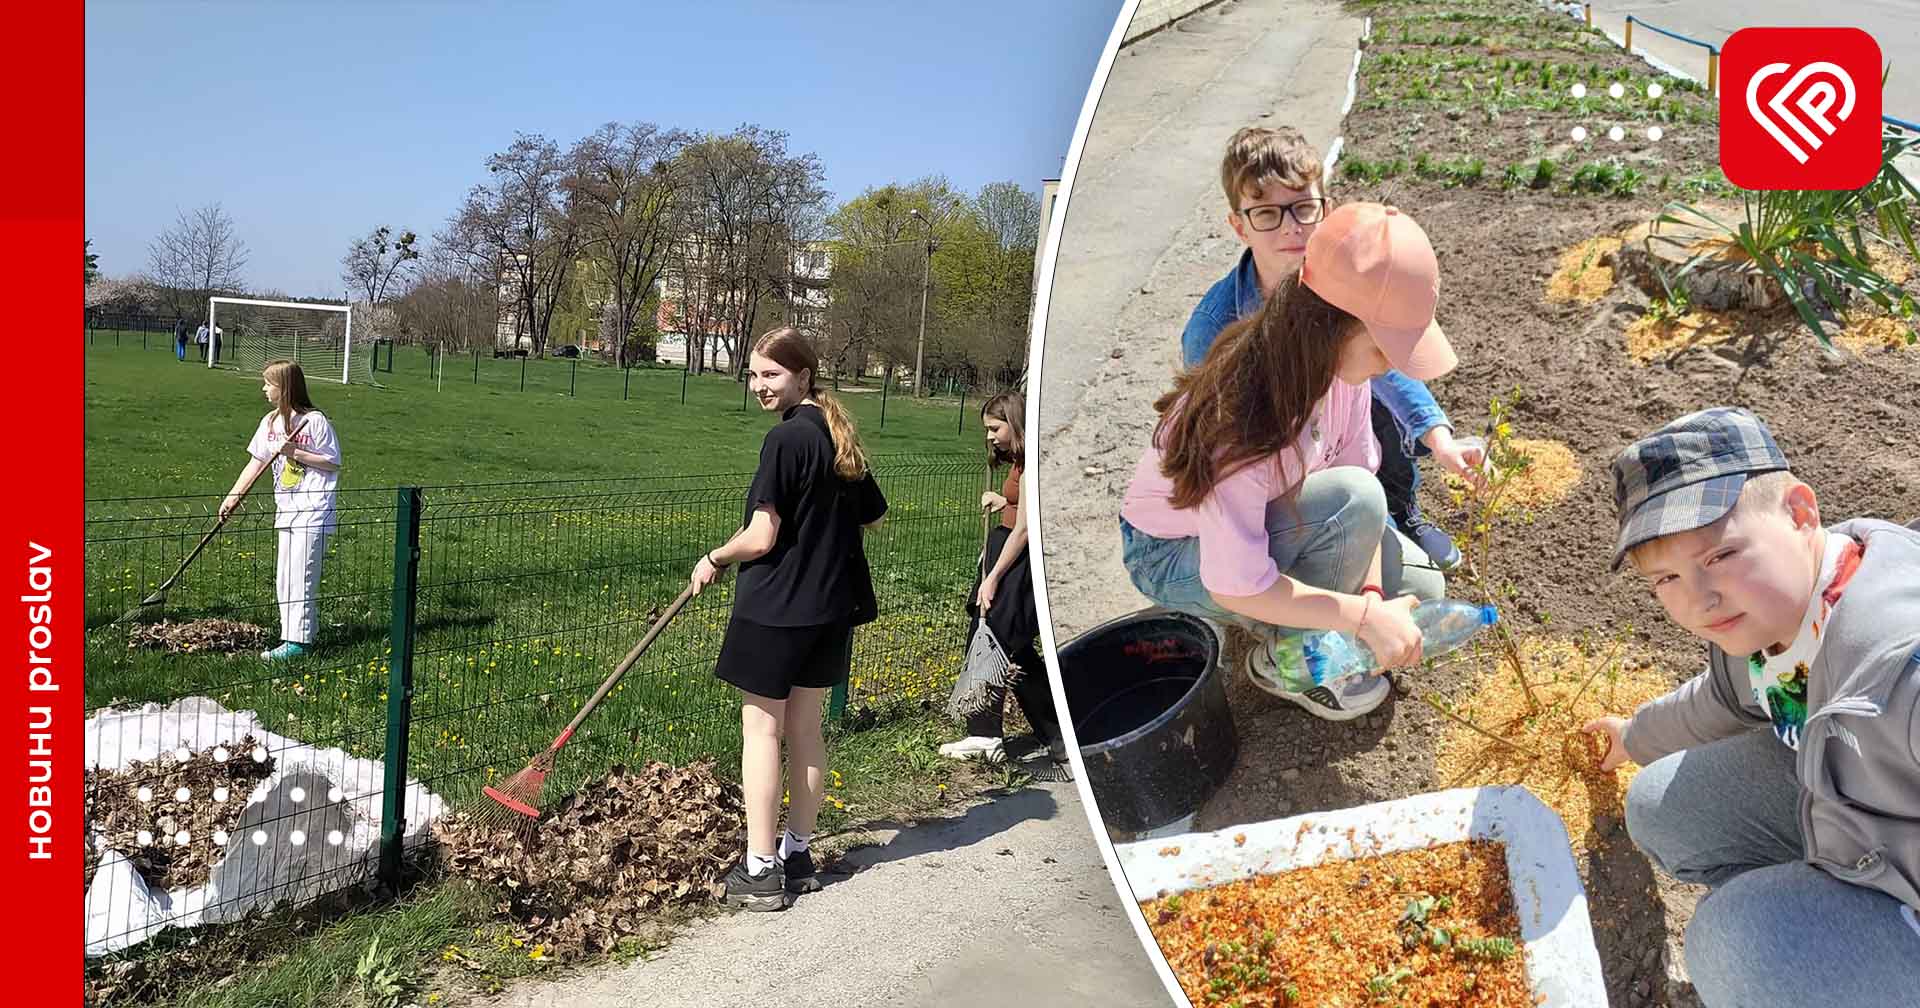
{"left": 691, "top": 328, "right": 886, "bottom": 910}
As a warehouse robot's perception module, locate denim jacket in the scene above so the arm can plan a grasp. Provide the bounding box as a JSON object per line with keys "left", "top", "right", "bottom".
{"left": 1179, "top": 249, "right": 1450, "bottom": 456}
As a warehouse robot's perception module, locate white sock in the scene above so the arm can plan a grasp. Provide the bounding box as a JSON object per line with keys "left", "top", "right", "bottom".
{"left": 746, "top": 850, "right": 778, "bottom": 876}
{"left": 778, "top": 829, "right": 810, "bottom": 859}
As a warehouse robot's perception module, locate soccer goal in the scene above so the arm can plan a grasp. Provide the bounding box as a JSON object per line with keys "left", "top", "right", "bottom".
{"left": 207, "top": 297, "right": 368, "bottom": 384}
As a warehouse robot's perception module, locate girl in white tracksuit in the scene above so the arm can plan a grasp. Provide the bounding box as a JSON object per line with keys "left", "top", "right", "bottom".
{"left": 218, "top": 360, "right": 342, "bottom": 661}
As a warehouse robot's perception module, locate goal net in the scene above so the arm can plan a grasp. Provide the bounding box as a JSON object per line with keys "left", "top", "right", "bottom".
{"left": 207, "top": 297, "right": 368, "bottom": 384}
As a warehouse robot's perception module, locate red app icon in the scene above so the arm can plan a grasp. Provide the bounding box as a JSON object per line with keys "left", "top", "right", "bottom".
{"left": 1720, "top": 27, "right": 1882, "bottom": 190}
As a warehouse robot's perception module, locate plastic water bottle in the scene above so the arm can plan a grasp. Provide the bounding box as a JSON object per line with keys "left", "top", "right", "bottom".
{"left": 1265, "top": 599, "right": 1499, "bottom": 688}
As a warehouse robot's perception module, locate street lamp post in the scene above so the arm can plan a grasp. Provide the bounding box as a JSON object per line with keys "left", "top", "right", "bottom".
{"left": 907, "top": 209, "right": 938, "bottom": 397}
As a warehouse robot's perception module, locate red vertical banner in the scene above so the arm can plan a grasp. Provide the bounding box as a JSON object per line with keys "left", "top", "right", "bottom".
{"left": 2, "top": 0, "right": 84, "bottom": 1000}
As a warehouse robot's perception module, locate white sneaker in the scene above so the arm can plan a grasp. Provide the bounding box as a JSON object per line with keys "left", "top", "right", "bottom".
{"left": 937, "top": 736, "right": 1006, "bottom": 762}
{"left": 1244, "top": 644, "right": 1388, "bottom": 721}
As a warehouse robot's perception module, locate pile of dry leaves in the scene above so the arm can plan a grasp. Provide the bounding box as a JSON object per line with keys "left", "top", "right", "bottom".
{"left": 434, "top": 760, "right": 743, "bottom": 959}
{"left": 125, "top": 619, "right": 272, "bottom": 655}
{"left": 84, "top": 735, "right": 277, "bottom": 893}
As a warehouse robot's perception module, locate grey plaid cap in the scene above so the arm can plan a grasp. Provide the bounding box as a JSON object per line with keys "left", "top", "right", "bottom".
{"left": 1609, "top": 407, "right": 1789, "bottom": 571}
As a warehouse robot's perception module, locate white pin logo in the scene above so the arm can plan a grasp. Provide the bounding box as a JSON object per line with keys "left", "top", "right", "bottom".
{"left": 1746, "top": 61, "right": 1857, "bottom": 163}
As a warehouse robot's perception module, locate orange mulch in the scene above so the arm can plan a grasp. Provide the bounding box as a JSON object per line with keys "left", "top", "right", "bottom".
{"left": 1140, "top": 840, "right": 1531, "bottom": 1007}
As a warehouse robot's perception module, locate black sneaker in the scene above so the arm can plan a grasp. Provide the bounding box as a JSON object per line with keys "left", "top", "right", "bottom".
{"left": 721, "top": 859, "right": 791, "bottom": 911}
{"left": 1402, "top": 517, "right": 1463, "bottom": 571}
{"left": 783, "top": 848, "right": 822, "bottom": 894}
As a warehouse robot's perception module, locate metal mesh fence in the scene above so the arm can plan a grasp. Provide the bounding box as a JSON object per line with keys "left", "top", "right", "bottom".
{"left": 82, "top": 453, "right": 986, "bottom": 956}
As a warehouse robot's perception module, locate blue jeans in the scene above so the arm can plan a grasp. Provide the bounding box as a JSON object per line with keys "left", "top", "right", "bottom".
{"left": 1625, "top": 729, "right": 1920, "bottom": 1006}
{"left": 1120, "top": 466, "right": 1445, "bottom": 652}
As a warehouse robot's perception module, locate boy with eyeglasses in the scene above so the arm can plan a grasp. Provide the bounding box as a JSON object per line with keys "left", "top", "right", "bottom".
{"left": 1179, "top": 126, "right": 1481, "bottom": 570}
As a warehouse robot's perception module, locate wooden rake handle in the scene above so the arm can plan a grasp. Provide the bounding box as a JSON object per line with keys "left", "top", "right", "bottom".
{"left": 151, "top": 417, "right": 310, "bottom": 599}
{"left": 551, "top": 584, "right": 697, "bottom": 748}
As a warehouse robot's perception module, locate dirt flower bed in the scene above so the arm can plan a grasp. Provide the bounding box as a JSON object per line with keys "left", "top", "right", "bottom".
{"left": 434, "top": 760, "right": 742, "bottom": 960}
{"left": 84, "top": 735, "right": 277, "bottom": 892}
{"left": 126, "top": 618, "right": 273, "bottom": 655}
{"left": 1141, "top": 840, "right": 1530, "bottom": 1007}
{"left": 1184, "top": 2, "right": 1920, "bottom": 1004}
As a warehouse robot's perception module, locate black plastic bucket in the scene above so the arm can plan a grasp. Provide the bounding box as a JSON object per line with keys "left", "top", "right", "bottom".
{"left": 1058, "top": 609, "right": 1236, "bottom": 840}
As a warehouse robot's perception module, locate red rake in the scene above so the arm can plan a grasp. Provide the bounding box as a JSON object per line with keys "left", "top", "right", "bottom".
{"left": 474, "top": 585, "right": 695, "bottom": 838}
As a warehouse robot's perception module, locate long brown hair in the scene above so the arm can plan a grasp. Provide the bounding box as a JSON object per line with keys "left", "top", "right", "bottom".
{"left": 262, "top": 360, "right": 318, "bottom": 432}
{"left": 751, "top": 327, "right": 868, "bottom": 480}
{"left": 1154, "top": 273, "right": 1360, "bottom": 510}
{"left": 981, "top": 392, "right": 1024, "bottom": 469}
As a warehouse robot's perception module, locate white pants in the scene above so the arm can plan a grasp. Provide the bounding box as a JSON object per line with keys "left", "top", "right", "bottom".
{"left": 275, "top": 528, "right": 328, "bottom": 644}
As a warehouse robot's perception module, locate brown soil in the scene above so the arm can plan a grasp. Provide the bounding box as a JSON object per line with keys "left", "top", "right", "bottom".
{"left": 1185, "top": 6, "right": 1920, "bottom": 1008}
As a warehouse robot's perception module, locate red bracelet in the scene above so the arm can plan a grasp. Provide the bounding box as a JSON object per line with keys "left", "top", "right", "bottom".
{"left": 1361, "top": 584, "right": 1386, "bottom": 599}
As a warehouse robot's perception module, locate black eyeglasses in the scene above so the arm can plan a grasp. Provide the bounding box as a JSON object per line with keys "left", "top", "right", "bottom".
{"left": 1238, "top": 197, "right": 1328, "bottom": 231}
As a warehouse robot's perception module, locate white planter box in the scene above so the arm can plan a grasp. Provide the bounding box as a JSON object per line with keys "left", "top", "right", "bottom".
{"left": 1116, "top": 785, "right": 1606, "bottom": 1008}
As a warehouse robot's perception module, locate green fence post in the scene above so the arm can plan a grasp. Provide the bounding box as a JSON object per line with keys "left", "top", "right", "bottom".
{"left": 741, "top": 369, "right": 751, "bottom": 411}
{"left": 379, "top": 486, "right": 423, "bottom": 891}
{"left": 880, "top": 368, "right": 890, "bottom": 430}
{"left": 473, "top": 350, "right": 479, "bottom": 385}
{"left": 829, "top": 678, "right": 849, "bottom": 725}
{"left": 569, "top": 358, "right": 577, "bottom": 397}
{"left": 623, "top": 365, "right": 631, "bottom": 401}
{"left": 957, "top": 386, "right": 966, "bottom": 435}
{"left": 519, "top": 354, "right": 527, "bottom": 392}
{"left": 680, "top": 363, "right": 689, "bottom": 404}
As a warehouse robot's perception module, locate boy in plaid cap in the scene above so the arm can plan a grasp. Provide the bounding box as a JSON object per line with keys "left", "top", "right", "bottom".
{"left": 1583, "top": 407, "right": 1920, "bottom": 1006}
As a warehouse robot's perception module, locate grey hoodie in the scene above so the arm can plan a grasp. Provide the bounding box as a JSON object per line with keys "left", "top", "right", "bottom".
{"left": 1621, "top": 517, "right": 1920, "bottom": 911}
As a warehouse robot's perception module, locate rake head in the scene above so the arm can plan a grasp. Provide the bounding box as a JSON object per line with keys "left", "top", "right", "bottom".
{"left": 472, "top": 751, "right": 557, "bottom": 838}
{"left": 114, "top": 591, "right": 167, "bottom": 626}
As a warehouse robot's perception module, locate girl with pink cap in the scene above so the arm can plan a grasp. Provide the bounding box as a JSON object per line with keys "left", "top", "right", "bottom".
{"left": 1119, "top": 203, "right": 1463, "bottom": 721}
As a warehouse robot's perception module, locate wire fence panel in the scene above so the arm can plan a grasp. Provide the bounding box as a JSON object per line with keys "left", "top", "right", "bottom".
{"left": 81, "top": 452, "right": 986, "bottom": 955}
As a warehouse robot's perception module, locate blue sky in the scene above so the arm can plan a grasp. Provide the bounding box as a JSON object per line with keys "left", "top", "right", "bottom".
{"left": 86, "top": 1, "right": 1122, "bottom": 298}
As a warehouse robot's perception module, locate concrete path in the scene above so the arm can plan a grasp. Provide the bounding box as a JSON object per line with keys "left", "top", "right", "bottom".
{"left": 1035, "top": 0, "right": 1365, "bottom": 642}
{"left": 481, "top": 779, "right": 1168, "bottom": 1007}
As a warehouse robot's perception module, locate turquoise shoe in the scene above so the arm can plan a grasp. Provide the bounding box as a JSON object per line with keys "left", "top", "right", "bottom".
{"left": 260, "top": 641, "right": 310, "bottom": 662}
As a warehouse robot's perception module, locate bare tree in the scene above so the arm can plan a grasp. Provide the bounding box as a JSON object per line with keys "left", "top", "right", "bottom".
{"left": 974, "top": 181, "right": 1041, "bottom": 253}
{"left": 340, "top": 226, "right": 421, "bottom": 306}
{"left": 677, "top": 125, "right": 827, "bottom": 377}
{"left": 443, "top": 134, "right": 582, "bottom": 356}
{"left": 394, "top": 248, "right": 496, "bottom": 351}
{"left": 566, "top": 122, "right": 689, "bottom": 367}
{"left": 147, "top": 202, "right": 250, "bottom": 317}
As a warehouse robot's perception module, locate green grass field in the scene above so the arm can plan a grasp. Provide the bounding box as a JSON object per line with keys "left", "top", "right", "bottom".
{"left": 85, "top": 336, "right": 986, "bottom": 492}
{"left": 84, "top": 339, "right": 993, "bottom": 813}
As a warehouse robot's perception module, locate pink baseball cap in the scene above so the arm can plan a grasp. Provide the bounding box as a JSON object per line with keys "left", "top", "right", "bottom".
{"left": 1299, "top": 202, "right": 1457, "bottom": 381}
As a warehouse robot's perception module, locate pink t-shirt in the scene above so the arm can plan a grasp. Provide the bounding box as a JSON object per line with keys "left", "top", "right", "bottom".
{"left": 1121, "top": 378, "right": 1380, "bottom": 597}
